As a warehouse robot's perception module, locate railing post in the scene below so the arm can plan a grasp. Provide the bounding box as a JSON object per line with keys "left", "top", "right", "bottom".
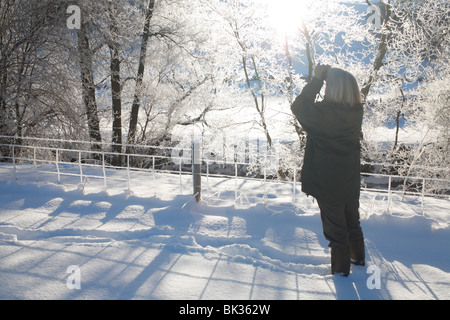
{"left": 56, "top": 149, "right": 61, "bottom": 184}
{"left": 12, "top": 145, "right": 16, "bottom": 180}
{"left": 192, "top": 140, "right": 201, "bottom": 202}
{"left": 206, "top": 159, "right": 210, "bottom": 200}
{"left": 235, "top": 161, "right": 238, "bottom": 202}
{"left": 102, "top": 152, "right": 107, "bottom": 193}
{"left": 179, "top": 159, "right": 183, "bottom": 195}
{"left": 421, "top": 178, "right": 426, "bottom": 215}
{"left": 263, "top": 168, "right": 267, "bottom": 205}
{"left": 388, "top": 175, "right": 392, "bottom": 214}
{"left": 78, "top": 150, "right": 83, "bottom": 184}
{"left": 127, "top": 154, "right": 131, "bottom": 196}
{"left": 293, "top": 168, "right": 297, "bottom": 209}
{"left": 152, "top": 155, "right": 156, "bottom": 197}
{"left": 33, "top": 147, "right": 38, "bottom": 183}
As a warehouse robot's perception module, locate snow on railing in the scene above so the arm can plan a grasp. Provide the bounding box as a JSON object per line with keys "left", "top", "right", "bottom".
{"left": 0, "top": 136, "right": 448, "bottom": 213}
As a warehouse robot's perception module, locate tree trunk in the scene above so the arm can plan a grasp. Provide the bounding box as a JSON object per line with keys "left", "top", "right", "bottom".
{"left": 127, "top": 0, "right": 156, "bottom": 150}
{"left": 109, "top": 0, "right": 122, "bottom": 165}
{"left": 242, "top": 53, "right": 287, "bottom": 180}
{"left": 110, "top": 47, "right": 122, "bottom": 163}
{"left": 77, "top": 22, "right": 102, "bottom": 153}
{"left": 361, "top": 2, "right": 392, "bottom": 101}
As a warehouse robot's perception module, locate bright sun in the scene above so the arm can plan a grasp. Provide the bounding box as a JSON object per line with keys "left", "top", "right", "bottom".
{"left": 265, "top": 0, "right": 312, "bottom": 36}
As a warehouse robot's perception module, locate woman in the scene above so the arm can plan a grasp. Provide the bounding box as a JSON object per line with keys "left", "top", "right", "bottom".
{"left": 291, "top": 65, "right": 365, "bottom": 276}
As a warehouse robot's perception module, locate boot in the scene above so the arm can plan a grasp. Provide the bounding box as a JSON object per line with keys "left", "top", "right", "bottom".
{"left": 331, "top": 247, "right": 350, "bottom": 277}
{"left": 349, "top": 239, "right": 365, "bottom": 266}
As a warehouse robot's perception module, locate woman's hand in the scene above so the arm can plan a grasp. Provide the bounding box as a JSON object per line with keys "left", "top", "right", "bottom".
{"left": 314, "top": 64, "right": 332, "bottom": 81}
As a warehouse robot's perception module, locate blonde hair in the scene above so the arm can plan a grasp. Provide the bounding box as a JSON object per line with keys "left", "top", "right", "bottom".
{"left": 324, "top": 68, "right": 362, "bottom": 107}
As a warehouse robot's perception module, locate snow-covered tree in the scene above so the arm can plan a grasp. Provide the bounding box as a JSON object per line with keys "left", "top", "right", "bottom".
{"left": 0, "top": 0, "right": 81, "bottom": 140}
{"left": 360, "top": 0, "right": 449, "bottom": 174}
{"left": 1, "top": 0, "right": 448, "bottom": 188}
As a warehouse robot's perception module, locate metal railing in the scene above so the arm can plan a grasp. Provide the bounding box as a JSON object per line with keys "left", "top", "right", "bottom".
{"left": 0, "top": 136, "right": 448, "bottom": 210}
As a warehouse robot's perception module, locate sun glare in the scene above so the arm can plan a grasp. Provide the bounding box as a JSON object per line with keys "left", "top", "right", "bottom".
{"left": 266, "top": 0, "right": 312, "bottom": 36}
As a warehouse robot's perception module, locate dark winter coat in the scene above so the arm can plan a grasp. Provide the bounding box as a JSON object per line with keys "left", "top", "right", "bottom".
{"left": 291, "top": 78, "right": 364, "bottom": 206}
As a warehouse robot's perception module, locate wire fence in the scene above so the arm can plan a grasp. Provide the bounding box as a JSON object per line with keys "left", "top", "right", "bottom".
{"left": 0, "top": 136, "right": 449, "bottom": 211}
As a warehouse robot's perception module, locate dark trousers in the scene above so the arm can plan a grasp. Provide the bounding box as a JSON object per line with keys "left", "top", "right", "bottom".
{"left": 317, "top": 200, "right": 364, "bottom": 249}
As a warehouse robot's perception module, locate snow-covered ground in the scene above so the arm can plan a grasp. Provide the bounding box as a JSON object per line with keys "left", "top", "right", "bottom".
{"left": 0, "top": 163, "right": 449, "bottom": 300}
